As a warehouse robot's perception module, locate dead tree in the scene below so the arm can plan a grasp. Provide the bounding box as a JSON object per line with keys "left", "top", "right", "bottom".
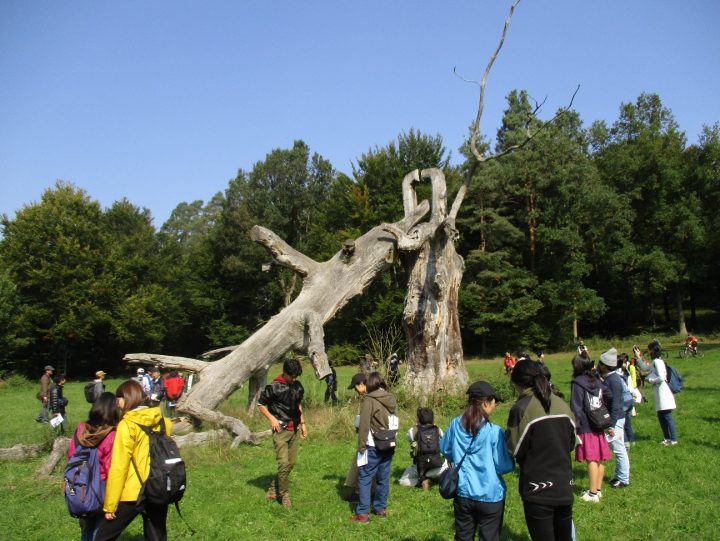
{"left": 124, "top": 202, "right": 430, "bottom": 443}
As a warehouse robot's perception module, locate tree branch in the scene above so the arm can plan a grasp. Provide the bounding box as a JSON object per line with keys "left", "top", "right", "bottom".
{"left": 250, "top": 225, "right": 319, "bottom": 277}
{"left": 123, "top": 353, "right": 209, "bottom": 372}
{"left": 303, "top": 311, "right": 331, "bottom": 379}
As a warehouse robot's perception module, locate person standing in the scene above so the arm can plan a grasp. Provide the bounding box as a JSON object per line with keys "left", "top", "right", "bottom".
{"left": 635, "top": 342, "right": 678, "bottom": 445}
{"left": 506, "top": 359, "right": 576, "bottom": 541}
{"left": 570, "top": 353, "right": 611, "bottom": 503}
{"left": 324, "top": 364, "right": 338, "bottom": 405}
{"left": 440, "top": 381, "right": 514, "bottom": 541}
{"left": 67, "top": 392, "right": 120, "bottom": 541}
{"left": 93, "top": 371, "right": 107, "bottom": 402}
{"left": 35, "top": 365, "right": 54, "bottom": 422}
{"left": 146, "top": 366, "right": 165, "bottom": 406}
{"left": 351, "top": 372, "right": 398, "bottom": 523}
{"left": 49, "top": 373, "right": 69, "bottom": 434}
{"left": 95, "top": 380, "right": 172, "bottom": 541}
{"left": 597, "top": 348, "right": 631, "bottom": 489}
{"left": 258, "top": 358, "right": 308, "bottom": 509}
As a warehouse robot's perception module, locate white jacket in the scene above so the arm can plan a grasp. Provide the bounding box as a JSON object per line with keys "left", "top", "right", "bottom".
{"left": 646, "top": 358, "right": 676, "bottom": 411}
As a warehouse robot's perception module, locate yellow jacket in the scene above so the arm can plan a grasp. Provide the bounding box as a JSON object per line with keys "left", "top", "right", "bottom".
{"left": 103, "top": 406, "right": 172, "bottom": 513}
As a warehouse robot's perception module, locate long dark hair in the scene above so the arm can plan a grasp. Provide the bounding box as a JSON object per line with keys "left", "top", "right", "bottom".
{"left": 461, "top": 396, "right": 490, "bottom": 436}
{"left": 88, "top": 391, "right": 121, "bottom": 428}
{"left": 511, "top": 359, "right": 553, "bottom": 413}
{"left": 365, "top": 371, "right": 387, "bottom": 393}
{"left": 571, "top": 353, "right": 594, "bottom": 379}
{"left": 116, "top": 379, "right": 150, "bottom": 413}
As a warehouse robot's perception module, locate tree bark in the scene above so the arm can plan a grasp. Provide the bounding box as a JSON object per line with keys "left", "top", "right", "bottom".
{"left": 393, "top": 169, "right": 468, "bottom": 396}
{"left": 0, "top": 443, "right": 43, "bottom": 461}
{"left": 125, "top": 201, "right": 429, "bottom": 442}
{"left": 36, "top": 436, "right": 70, "bottom": 477}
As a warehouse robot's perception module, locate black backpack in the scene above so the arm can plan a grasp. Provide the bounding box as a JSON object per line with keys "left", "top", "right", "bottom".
{"left": 84, "top": 383, "right": 97, "bottom": 403}
{"left": 131, "top": 418, "right": 186, "bottom": 510}
{"left": 414, "top": 425, "right": 443, "bottom": 476}
{"left": 583, "top": 388, "right": 612, "bottom": 431}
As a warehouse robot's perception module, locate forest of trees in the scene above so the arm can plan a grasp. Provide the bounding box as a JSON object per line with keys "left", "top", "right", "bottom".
{"left": 2, "top": 91, "right": 719, "bottom": 376}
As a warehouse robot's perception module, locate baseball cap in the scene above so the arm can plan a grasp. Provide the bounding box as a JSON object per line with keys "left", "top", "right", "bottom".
{"left": 466, "top": 380, "right": 501, "bottom": 402}
{"left": 347, "top": 373, "right": 367, "bottom": 389}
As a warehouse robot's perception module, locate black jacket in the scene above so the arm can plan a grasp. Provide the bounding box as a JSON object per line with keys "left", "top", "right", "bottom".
{"left": 49, "top": 384, "right": 67, "bottom": 414}
{"left": 570, "top": 374, "right": 603, "bottom": 434}
{"left": 258, "top": 376, "right": 304, "bottom": 427}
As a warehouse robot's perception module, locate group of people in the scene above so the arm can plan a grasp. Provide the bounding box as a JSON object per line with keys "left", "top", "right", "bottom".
{"left": 133, "top": 366, "right": 187, "bottom": 415}
{"left": 63, "top": 379, "right": 173, "bottom": 541}
{"left": 256, "top": 341, "right": 680, "bottom": 541}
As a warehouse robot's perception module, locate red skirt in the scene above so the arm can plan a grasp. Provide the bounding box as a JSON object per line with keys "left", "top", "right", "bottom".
{"left": 575, "top": 432, "right": 611, "bottom": 462}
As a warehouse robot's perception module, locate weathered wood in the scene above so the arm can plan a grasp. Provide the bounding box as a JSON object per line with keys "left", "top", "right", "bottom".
{"left": 0, "top": 443, "right": 43, "bottom": 461}
{"left": 36, "top": 437, "right": 70, "bottom": 477}
{"left": 173, "top": 429, "right": 230, "bottom": 448}
{"left": 126, "top": 202, "right": 430, "bottom": 443}
{"left": 123, "top": 353, "right": 208, "bottom": 373}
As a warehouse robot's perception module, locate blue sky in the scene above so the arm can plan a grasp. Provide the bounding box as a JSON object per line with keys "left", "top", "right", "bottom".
{"left": 2, "top": 0, "right": 718, "bottom": 228}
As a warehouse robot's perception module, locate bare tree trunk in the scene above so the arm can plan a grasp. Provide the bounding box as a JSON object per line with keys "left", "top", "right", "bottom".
{"left": 675, "top": 285, "right": 687, "bottom": 335}
{"left": 394, "top": 169, "right": 468, "bottom": 396}
{"left": 246, "top": 368, "right": 268, "bottom": 415}
{"left": 0, "top": 443, "right": 43, "bottom": 461}
{"left": 37, "top": 437, "right": 70, "bottom": 477}
{"left": 125, "top": 202, "right": 429, "bottom": 443}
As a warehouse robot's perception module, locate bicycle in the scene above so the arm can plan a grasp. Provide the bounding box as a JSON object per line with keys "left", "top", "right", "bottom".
{"left": 679, "top": 344, "right": 704, "bottom": 358}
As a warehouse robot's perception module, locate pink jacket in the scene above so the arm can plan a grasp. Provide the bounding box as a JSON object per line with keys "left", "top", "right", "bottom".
{"left": 67, "top": 423, "right": 116, "bottom": 481}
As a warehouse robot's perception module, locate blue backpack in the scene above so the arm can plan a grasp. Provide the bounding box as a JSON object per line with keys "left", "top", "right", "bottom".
{"left": 63, "top": 435, "right": 105, "bottom": 517}
{"left": 665, "top": 363, "right": 683, "bottom": 394}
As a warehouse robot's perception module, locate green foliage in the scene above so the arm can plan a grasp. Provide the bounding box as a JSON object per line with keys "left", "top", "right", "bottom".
{"left": 326, "top": 343, "right": 362, "bottom": 366}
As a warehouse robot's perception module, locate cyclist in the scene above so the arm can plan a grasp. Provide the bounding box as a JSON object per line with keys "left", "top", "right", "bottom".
{"left": 685, "top": 332, "right": 698, "bottom": 355}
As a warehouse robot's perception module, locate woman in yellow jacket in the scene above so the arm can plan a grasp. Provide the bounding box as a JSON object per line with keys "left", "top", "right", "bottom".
{"left": 95, "top": 379, "right": 172, "bottom": 541}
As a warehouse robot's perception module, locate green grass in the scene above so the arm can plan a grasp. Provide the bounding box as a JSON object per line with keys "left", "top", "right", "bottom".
{"left": 2, "top": 343, "right": 719, "bottom": 540}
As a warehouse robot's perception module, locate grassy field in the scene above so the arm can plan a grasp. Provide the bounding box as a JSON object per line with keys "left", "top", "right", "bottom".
{"left": 1, "top": 341, "right": 719, "bottom": 540}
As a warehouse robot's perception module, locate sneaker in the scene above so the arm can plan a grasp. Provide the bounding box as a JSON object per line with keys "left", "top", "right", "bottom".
{"left": 660, "top": 439, "right": 670, "bottom": 446}
{"left": 670, "top": 441, "right": 678, "bottom": 446}
{"left": 350, "top": 514, "right": 369, "bottom": 523}
{"left": 266, "top": 486, "right": 277, "bottom": 501}
{"left": 610, "top": 479, "right": 629, "bottom": 488}
{"left": 597, "top": 490, "right": 602, "bottom": 499}
{"left": 280, "top": 492, "right": 292, "bottom": 508}
{"left": 580, "top": 490, "right": 600, "bottom": 503}
{"left": 375, "top": 509, "right": 388, "bottom": 518}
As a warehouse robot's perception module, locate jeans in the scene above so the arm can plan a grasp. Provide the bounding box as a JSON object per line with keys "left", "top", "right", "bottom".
{"left": 79, "top": 513, "right": 101, "bottom": 541}
{"left": 610, "top": 417, "right": 630, "bottom": 484}
{"left": 624, "top": 410, "right": 635, "bottom": 443}
{"left": 272, "top": 428, "right": 300, "bottom": 495}
{"left": 522, "top": 501, "right": 573, "bottom": 541}
{"left": 356, "top": 446, "right": 393, "bottom": 515}
{"left": 657, "top": 410, "right": 677, "bottom": 442}
{"left": 453, "top": 497, "right": 505, "bottom": 541}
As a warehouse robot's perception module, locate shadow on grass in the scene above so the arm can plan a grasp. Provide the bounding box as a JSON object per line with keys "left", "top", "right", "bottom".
{"left": 246, "top": 474, "right": 275, "bottom": 492}
{"left": 322, "top": 473, "right": 357, "bottom": 513}
{"left": 686, "top": 438, "right": 720, "bottom": 451}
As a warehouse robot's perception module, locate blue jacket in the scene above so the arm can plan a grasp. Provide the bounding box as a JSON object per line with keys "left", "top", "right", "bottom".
{"left": 440, "top": 416, "right": 514, "bottom": 503}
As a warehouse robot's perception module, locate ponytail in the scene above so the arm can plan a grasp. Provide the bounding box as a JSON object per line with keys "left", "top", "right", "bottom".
{"left": 511, "top": 358, "right": 553, "bottom": 413}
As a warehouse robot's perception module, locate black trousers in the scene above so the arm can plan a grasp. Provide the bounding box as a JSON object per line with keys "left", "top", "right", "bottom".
{"left": 453, "top": 496, "right": 505, "bottom": 541}
{"left": 94, "top": 501, "right": 168, "bottom": 541}
{"left": 522, "top": 501, "right": 573, "bottom": 541}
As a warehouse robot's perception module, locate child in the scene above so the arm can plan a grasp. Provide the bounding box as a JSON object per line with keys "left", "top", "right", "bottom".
{"left": 400, "top": 407, "right": 447, "bottom": 490}
{"left": 440, "top": 381, "right": 514, "bottom": 541}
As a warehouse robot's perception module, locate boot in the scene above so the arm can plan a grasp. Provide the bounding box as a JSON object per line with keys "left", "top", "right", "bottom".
{"left": 281, "top": 492, "right": 292, "bottom": 508}
{"left": 266, "top": 485, "right": 277, "bottom": 501}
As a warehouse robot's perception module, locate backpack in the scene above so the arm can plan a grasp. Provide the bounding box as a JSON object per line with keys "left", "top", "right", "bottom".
{"left": 131, "top": 418, "right": 186, "bottom": 510}
{"left": 63, "top": 435, "right": 104, "bottom": 517}
{"left": 165, "top": 377, "right": 185, "bottom": 401}
{"left": 583, "top": 388, "right": 613, "bottom": 431}
{"left": 665, "top": 363, "right": 683, "bottom": 394}
{"left": 619, "top": 374, "right": 634, "bottom": 411}
{"left": 414, "top": 425, "right": 443, "bottom": 476}
{"left": 84, "top": 383, "right": 97, "bottom": 403}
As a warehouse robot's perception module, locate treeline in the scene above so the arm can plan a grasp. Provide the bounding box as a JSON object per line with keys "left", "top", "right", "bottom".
{"left": 1, "top": 91, "right": 718, "bottom": 376}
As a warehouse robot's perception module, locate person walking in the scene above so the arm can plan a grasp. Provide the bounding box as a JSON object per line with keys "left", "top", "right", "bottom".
{"left": 506, "top": 359, "right": 577, "bottom": 541}
{"left": 67, "top": 392, "right": 120, "bottom": 541}
{"left": 570, "top": 353, "right": 611, "bottom": 503}
{"left": 324, "top": 364, "right": 339, "bottom": 405}
{"left": 49, "top": 373, "right": 69, "bottom": 434}
{"left": 146, "top": 366, "right": 165, "bottom": 406}
{"left": 635, "top": 342, "right": 678, "bottom": 445}
{"left": 351, "top": 372, "right": 398, "bottom": 523}
{"left": 95, "top": 380, "right": 173, "bottom": 541}
{"left": 35, "top": 365, "right": 54, "bottom": 422}
{"left": 440, "top": 381, "right": 514, "bottom": 541}
{"left": 257, "top": 358, "right": 308, "bottom": 508}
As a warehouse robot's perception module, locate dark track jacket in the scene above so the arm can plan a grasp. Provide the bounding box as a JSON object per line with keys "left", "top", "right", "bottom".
{"left": 258, "top": 375, "right": 305, "bottom": 429}
{"left": 570, "top": 374, "right": 603, "bottom": 434}
{"left": 506, "top": 388, "right": 576, "bottom": 505}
